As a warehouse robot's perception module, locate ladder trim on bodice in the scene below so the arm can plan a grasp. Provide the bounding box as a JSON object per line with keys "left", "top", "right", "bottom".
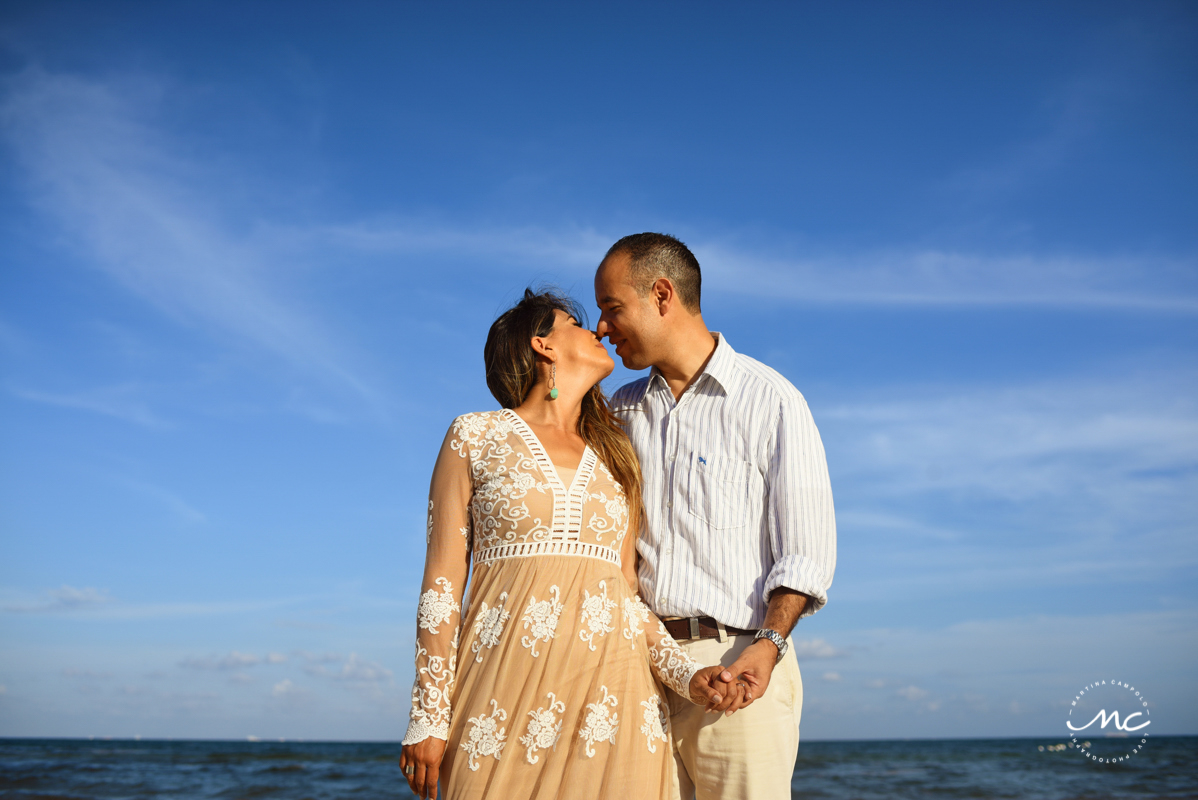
{"left": 474, "top": 539, "right": 622, "bottom": 567}
{"left": 502, "top": 409, "right": 597, "bottom": 541}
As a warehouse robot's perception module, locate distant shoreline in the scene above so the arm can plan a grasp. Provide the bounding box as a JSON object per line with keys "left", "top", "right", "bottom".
{"left": 3, "top": 734, "right": 1195, "bottom": 744}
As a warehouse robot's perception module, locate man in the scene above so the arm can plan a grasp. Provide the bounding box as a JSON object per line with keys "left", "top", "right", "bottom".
{"left": 594, "top": 233, "right": 836, "bottom": 800}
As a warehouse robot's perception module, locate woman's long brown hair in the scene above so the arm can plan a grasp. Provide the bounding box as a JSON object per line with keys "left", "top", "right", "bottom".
{"left": 484, "top": 289, "right": 643, "bottom": 527}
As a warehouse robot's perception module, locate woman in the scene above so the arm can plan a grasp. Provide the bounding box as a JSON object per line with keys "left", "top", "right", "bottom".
{"left": 400, "top": 290, "right": 743, "bottom": 799}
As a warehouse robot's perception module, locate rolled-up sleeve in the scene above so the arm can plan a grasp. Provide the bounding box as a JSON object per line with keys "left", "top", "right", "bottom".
{"left": 762, "top": 394, "right": 837, "bottom": 618}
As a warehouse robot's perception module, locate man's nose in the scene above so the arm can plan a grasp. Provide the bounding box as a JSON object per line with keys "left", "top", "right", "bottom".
{"left": 595, "top": 318, "right": 610, "bottom": 339}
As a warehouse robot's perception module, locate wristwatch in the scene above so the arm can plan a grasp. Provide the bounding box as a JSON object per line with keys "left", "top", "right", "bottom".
{"left": 754, "top": 628, "right": 788, "bottom": 664}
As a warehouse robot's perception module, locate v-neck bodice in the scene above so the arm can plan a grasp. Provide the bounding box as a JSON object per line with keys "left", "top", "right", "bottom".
{"left": 451, "top": 410, "right": 626, "bottom": 566}
{"left": 502, "top": 408, "right": 596, "bottom": 501}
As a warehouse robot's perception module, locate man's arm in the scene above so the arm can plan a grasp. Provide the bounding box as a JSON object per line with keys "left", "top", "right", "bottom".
{"left": 719, "top": 392, "right": 836, "bottom": 710}
{"left": 715, "top": 588, "right": 808, "bottom": 712}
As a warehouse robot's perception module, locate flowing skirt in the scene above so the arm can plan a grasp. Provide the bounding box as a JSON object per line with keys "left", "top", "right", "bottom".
{"left": 442, "top": 554, "right": 677, "bottom": 800}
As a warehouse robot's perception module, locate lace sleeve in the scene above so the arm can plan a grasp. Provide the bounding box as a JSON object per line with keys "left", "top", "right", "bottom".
{"left": 616, "top": 507, "right": 705, "bottom": 703}
{"left": 403, "top": 420, "right": 474, "bottom": 746}
{"left": 620, "top": 593, "right": 706, "bottom": 703}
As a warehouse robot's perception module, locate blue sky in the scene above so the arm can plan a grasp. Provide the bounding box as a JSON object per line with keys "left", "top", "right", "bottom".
{"left": 1, "top": 1, "right": 1195, "bottom": 741}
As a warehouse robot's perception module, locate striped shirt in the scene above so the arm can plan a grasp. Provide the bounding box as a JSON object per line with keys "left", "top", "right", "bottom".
{"left": 610, "top": 333, "right": 836, "bottom": 629}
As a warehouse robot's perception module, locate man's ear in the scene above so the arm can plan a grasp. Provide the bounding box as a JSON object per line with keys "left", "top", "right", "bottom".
{"left": 651, "top": 277, "right": 675, "bottom": 317}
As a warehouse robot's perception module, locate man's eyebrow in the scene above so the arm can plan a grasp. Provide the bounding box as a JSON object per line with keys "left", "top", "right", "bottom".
{"left": 597, "top": 295, "right": 619, "bottom": 306}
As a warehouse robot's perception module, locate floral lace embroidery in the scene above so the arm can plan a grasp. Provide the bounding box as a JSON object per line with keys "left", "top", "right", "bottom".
{"left": 622, "top": 595, "right": 650, "bottom": 649}
{"left": 518, "top": 692, "right": 565, "bottom": 764}
{"left": 471, "top": 591, "right": 510, "bottom": 663}
{"left": 426, "top": 500, "right": 435, "bottom": 543}
{"left": 460, "top": 699, "right": 507, "bottom": 771}
{"left": 648, "top": 619, "right": 703, "bottom": 699}
{"left": 640, "top": 694, "right": 669, "bottom": 753}
{"left": 520, "top": 586, "right": 563, "bottom": 657}
{"left": 459, "top": 415, "right": 552, "bottom": 547}
{"left": 578, "top": 685, "right": 619, "bottom": 758}
{"left": 402, "top": 626, "right": 459, "bottom": 746}
{"left": 417, "top": 577, "right": 457, "bottom": 634}
{"left": 579, "top": 581, "right": 617, "bottom": 651}
{"left": 585, "top": 492, "right": 629, "bottom": 543}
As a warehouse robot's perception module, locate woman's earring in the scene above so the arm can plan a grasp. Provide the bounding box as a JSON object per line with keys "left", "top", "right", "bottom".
{"left": 549, "top": 363, "right": 559, "bottom": 400}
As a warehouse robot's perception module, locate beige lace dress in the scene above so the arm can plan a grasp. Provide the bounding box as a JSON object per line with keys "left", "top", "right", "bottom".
{"left": 403, "top": 410, "right": 705, "bottom": 799}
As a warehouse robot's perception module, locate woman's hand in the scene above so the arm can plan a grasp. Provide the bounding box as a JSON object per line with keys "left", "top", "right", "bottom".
{"left": 400, "top": 737, "right": 447, "bottom": 800}
{"left": 688, "top": 665, "right": 750, "bottom": 715}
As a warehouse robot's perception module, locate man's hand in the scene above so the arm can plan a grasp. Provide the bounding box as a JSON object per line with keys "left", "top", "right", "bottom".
{"left": 689, "top": 665, "right": 748, "bottom": 714}
{"left": 718, "top": 639, "right": 779, "bottom": 713}
{"left": 400, "top": 737, "right": 446, "bottom": 800}
{"left": 716, "top": 588, "right": 809, "bottom": 713}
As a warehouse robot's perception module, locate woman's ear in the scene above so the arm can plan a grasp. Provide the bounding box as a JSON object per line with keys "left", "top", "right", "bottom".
{"left": 529, "top": 335, "right": 555, "bottom": 361}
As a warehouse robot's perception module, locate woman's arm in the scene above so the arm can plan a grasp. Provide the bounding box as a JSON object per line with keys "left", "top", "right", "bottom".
{"left": 619, "top": 504, "right": 741, "bottom": 711}
{"left": 401, "top": 421, "right": 474, "bottom": 799}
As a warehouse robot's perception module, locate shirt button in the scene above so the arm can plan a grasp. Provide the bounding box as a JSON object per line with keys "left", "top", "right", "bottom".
{"left": 669, "top": 455, "right": 675, "bottom": 462}
{"left": 664, "top": 546, "right": 673, "bottom": 555}
{"left": 667, "top": 500, "right": 672, "bottom": 508}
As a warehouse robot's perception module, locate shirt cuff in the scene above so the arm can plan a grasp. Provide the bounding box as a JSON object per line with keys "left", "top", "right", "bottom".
{"left": 763, "top": 555, "right": 830, "bottom": 619}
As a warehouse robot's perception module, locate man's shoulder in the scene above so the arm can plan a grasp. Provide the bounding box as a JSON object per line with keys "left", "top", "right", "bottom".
{"left": 608, "top": 377, "right": 651, "bottom": 413}
{"left": 731, "top": 352, "right": 808, "bottom": 409}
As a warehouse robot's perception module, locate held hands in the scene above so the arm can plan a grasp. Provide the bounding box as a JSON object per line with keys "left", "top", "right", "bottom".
{"left": 689, "top": 665, "right": 751, "bottom": 715}
{"left": 400, "top": 737, "right": 446, "bottom": 800}
{"left": 718, "top": 638, "right": 779, "bottom": 711}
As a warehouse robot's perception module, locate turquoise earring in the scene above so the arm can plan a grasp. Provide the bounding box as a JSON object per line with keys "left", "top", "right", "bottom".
{"left": 549, "top": 363, "right": 559, "bottom": 400}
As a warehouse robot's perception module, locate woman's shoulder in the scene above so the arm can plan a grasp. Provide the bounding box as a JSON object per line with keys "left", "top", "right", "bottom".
{"left": 448, "top": 409, "right": 514, "bottom": 441}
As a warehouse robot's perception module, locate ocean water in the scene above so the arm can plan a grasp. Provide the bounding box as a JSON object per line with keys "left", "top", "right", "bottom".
{"left": 1, "top": 736, "right": 1195, "bottom": 799}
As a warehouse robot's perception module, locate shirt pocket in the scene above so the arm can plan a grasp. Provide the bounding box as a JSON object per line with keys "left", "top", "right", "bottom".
{"left": 685, "top": 453, "right": 753, "bottom": 530}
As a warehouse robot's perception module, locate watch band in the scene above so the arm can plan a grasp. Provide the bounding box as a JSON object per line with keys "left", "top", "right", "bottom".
{"left": 753, "top": 628, "right": 788, "bottom": 664}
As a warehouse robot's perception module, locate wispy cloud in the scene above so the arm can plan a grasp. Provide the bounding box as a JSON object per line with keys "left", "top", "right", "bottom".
{"left": 180, "top": 651, "right": 287, "bottom": 671}
{"left": 302, "top": 652, "right": 393, "bottom": 683}
{"left": 110, "top": 476, "right": 206, "bottom": 524}
{"left": 2, "top": 585, "right": 113, "bottom": 613}
{"left": 319, "top": 219, "right": 1198, "bottom": 312}
{"left": 694, "top": 245, "right": 1198, "bottom": 311}
{"left": 897, "top": 685, "right": 930, "bottom": 701}
{"left": 793, "top": 638, "right": 846, "bottom": 659}
{"left": 9, "top": 383, "right": 170, "bottom": 428}
{"left": 1, "top": 68, "right": 384, "bottom": 417}
{"left": 823, "top": 368, "right": 1198, "bottom": 595}
{"left": 942, "top": 74, "right": 1112, "bottom": 199}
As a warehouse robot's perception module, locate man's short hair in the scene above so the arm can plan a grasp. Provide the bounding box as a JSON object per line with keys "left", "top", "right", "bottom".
{"left": 602, "top": 232, "right": 702, "bottom": 313}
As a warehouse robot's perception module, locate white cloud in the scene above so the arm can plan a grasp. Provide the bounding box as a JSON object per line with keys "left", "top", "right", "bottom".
{"left": 63, "top": 668, "right": 112, "bottom": 679}
{"left": 1, "top": 68, "right": 384, "bottom": 418}
{"left": 9, "top": 384, "right": 170, "bottom": 428}
{"left": 321, "top": 216, "right": 1198, "bottom": 312}
{"left": 180, "top": 651, "right": 286, "bottom": 671}
{"left": 272, "top": 679, "right": 299, "bottom": 697}
{"left": 1, "top": 585, "right": 114, "bottom": 614}
{"left": 698, "top": 244, "right": 1198, "bottom": 311}
{"left": 897, "top": 685, "right": 930, "bottom": 701}
{"left": 111, "top": 476, "right": 206, "bottom": 524}
{"left": 821, "top": 368, "right": 1198, "bottom": 596}
{"left": 824, "top": 370, "right": 1198, "bottom": 501}
{"left": 792, "top": 638, "right": 846, "bottom": 659}
{"left": 822, "top": 671, "right": 842, "bottom": 682}
{"left": 302, "top": 652, "right": 392, "bottom": 683}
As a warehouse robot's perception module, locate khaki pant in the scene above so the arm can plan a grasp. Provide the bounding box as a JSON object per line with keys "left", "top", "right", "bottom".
{"left": 667, "top": 635, "right": 802, "bottom": 800}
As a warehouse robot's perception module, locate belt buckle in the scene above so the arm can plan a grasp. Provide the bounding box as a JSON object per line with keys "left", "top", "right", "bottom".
{"left": 689, "top": 617, "right": 700, "bottom": 640}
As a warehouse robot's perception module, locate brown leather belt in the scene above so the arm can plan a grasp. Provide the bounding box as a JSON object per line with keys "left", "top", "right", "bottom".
{"left": 662, "top": 616, "right": 755, "bottom": 641}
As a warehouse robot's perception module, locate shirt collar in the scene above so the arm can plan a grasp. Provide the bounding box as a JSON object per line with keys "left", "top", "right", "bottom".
{"left": 644, "top": 332, "right": 738, "bottom": 399}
